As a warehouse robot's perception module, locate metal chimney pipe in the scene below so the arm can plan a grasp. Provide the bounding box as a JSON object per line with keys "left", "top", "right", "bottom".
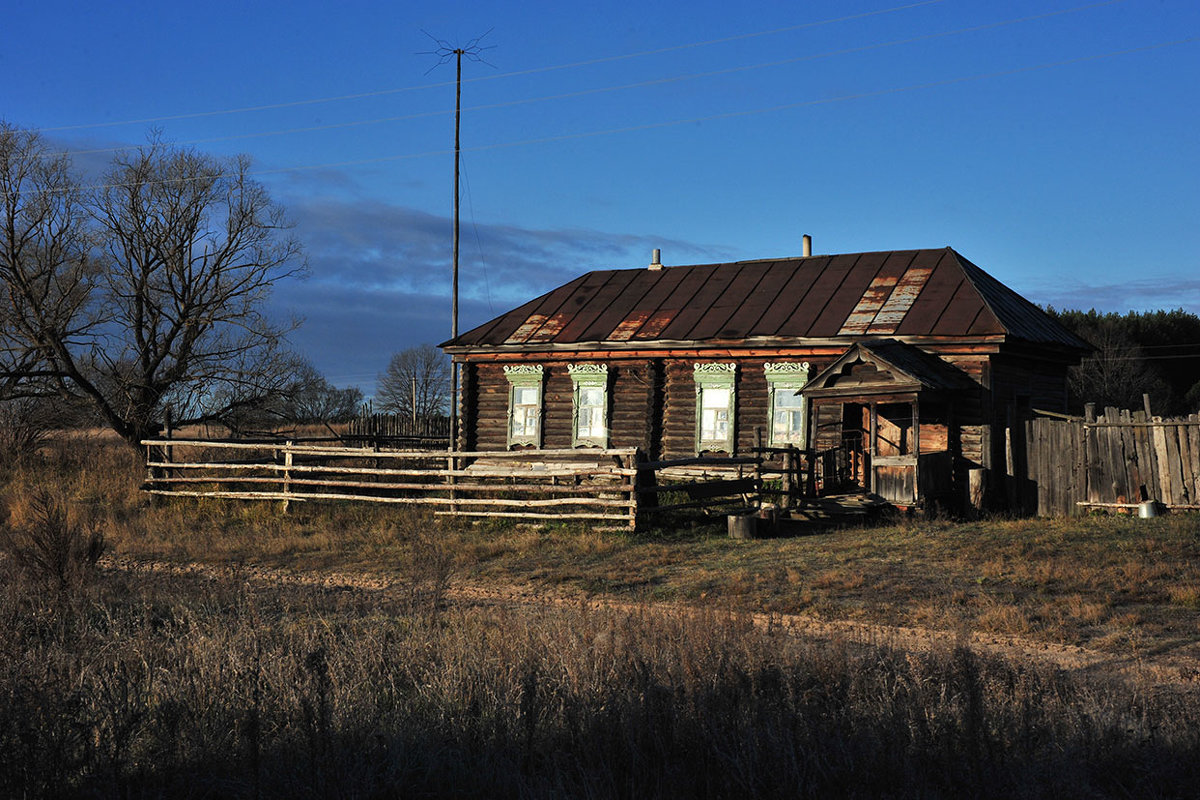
{"left": 649, "top": 248, "right": 663, "bottom": 270}
{"left": 802, "top": 235, "right": 812, "bottom": 257}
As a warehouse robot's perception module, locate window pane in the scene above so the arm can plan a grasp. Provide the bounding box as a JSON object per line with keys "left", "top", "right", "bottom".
{"left": 772, "top": 410, "right": 803, "bottom": 441}
{"left": 578, "top": 407, "right": 603, "bottom": 438}
{"left": 510, "top": 383, "right": 540, "bottom": 442}
{"left": 697, "top": 383, "right": 733, "bottom": 447}
{"left": 580, "top": 387, "right": 604, "bottom": 407}
{"left": 701, "top": 407, "right": 729, "bottom": 441}
{"left": 573, "top": 383, "right": 607, "bottom": 443}
{"left": 701, "top": 387, "right": 730, "bottom": 411}
{"left": 513, "top": 407, "right": 537, "bottom": 437}
{"left": 775, "top": 390, "right": 803, "bottom": 409}
{"left": 768, "top": 384, "right": 806, "bottom": 445}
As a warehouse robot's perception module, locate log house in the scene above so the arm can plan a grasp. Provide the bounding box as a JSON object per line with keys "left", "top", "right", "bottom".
{"left": 442, "top": 246, "right": 1089, "bottom": 510}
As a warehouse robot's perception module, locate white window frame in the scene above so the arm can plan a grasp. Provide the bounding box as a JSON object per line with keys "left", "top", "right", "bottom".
{"left": 568, "top": 364, "right": 609, "bottom": 448}
{"left": 765, "top": 362, "right": 811, "bottom": 448}
{"left": 694, "top": 363, "right": 737, "bottom": 454}
{"left": 503, "top": 364, "right": 544, "bottom": 448}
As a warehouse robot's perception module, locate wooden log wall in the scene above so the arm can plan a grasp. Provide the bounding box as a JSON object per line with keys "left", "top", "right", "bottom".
{"left": 661, "top": 360, "right": 697, "bottom": 458}
{"left": 466, "top": 360, "right": 659, "bottom": 452}
{"left": 1026, "top": 410, "right": 1200, "bottom": 516}
{"left": 470, "top": 362, "right": 510, "bottom": 451}
{"left": 660, "top": 358, "right": 811, "bottom": 459}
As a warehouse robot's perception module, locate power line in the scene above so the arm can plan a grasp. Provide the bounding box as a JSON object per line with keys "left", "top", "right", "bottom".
{"left": 31, "top": 0, "right": 947, "bottom": 134}
{"left": 33, "top": 34, "right": 1200, "bottom": 195}
{"left": 48, "top": 0, "right": 1130, "bottom": 159}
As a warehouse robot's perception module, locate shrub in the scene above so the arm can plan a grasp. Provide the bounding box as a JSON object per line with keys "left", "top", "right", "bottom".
{"left": 0, "top": 488, "right": 105, "bottom": 590}
{"left": 0, "top": 397, "right": 55, "bottom": 465}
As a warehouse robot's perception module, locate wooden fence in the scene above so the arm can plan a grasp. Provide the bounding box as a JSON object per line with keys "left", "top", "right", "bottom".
{"left": 1026, "top": 408, "right": 1200, "bottom": 516}
{"left": 141, "top": 440, "right": 777, "bottom": 530}
{"left": 343, "top": 412, "right": 450, "bottom": 449}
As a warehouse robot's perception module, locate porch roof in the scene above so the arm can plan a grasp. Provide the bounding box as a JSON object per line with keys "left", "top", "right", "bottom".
{"left": 802, "top": 339, "right": 980, "bottom": 399}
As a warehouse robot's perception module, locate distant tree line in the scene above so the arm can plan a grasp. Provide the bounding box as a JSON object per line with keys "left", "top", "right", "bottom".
{"left": 1046, "top": 307, "right": 1200, "bottom": 416}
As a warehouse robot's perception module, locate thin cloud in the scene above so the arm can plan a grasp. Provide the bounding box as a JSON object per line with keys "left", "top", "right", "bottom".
{"left": 273, "top": 190, "right": 725, "bottom": 393}
{"left": 1030, "top": 276, "right": 1200, "bottom": 314}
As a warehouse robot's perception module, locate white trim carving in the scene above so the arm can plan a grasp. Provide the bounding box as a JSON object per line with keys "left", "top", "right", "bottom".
{"left": 567, "top": 363, "right": 608, "bottom": 377}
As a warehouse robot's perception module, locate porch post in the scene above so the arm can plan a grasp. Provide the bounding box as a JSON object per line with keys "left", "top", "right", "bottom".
{"left": 913, "top": 397, "right": 921, "bottom": 504}
{"left": 869, "top": 401, "right": 878, "bottom": 494}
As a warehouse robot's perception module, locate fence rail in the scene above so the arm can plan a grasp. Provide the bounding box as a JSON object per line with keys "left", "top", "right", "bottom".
{"left": 141, "top": 440, "right": 809, "bottom": 530}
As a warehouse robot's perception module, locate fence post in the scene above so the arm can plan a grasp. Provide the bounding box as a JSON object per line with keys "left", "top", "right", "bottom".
{"left": 163, "top": 406, "right": 174, "bottom": 482}
{"left": 969, "top": 467, "right": 987, "bottom": 517}
{"left": 145, "top": 441, "right": 161, "bottom": 507}
{"left": 782, "top": 446, "right": 794, "bottom": 509}
{"left": 282, "top": 441, "right": 294, "bottom": 514}
{"left": 753, "top": 450, "right": 763, "bottom": 510}
{"left": 626, "top": 451, "right": 638, "bottom": 531}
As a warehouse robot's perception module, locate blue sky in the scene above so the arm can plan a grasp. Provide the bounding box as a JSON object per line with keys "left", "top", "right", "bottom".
{"left": 4, "top": 0, "right": 1198, "bottom": 394}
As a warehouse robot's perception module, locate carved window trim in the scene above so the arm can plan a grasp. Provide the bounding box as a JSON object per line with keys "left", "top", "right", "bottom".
{"left": 694, "top": 363, "right": 737, "bottom": 454}
{"left": 568, "top": 364, "right": 609, "bottom": 448}
{"left": 504, "top": 364, "right": 544, "bottom": 448}
{"left": 764, "top": 362, "right": 811, "bottom": 447}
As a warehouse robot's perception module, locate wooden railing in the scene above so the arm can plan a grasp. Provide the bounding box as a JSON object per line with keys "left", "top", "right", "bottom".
{"left": 140, "top": 440, "right": 804, "bottom": 530}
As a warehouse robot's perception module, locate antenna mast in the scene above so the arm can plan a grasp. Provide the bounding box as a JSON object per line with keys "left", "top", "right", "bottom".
{"left": 422, "top": 30, "right": 493, "bottom": 452}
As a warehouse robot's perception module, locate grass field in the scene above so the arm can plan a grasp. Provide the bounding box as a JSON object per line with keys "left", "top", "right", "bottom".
{"left": 3, "top": 438, "right": 1200, "bottom": 797}
{"left": 35, "top": 437, "right": 1198, "bottom": 655}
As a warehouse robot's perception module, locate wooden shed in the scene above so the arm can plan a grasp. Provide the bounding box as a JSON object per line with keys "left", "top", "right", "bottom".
{"left": 441, "top": 247, "right": 1089, "bottom": 511}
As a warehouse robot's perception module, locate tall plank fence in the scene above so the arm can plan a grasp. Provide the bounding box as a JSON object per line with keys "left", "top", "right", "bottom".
{"left": 1027, "top": 408, "right": 1200, "bottom": 516}
{"left": 343, "top": 412, "right": 450, "bottom": 449}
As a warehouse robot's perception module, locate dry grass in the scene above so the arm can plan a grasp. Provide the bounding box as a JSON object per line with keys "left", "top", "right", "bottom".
{"left": 2, "top": 563, "right": 1200, "bottom": 799}
{"left": 6, "top": 438, "right": 1200, "bottom": 655}
{"left": 5, "top": 438, "right": 1200, "bottom": 796}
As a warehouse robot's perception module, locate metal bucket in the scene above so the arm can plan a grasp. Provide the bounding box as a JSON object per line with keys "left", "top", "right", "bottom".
{"left": 1138, "top": 500, "right": 1160, "bottom": 519}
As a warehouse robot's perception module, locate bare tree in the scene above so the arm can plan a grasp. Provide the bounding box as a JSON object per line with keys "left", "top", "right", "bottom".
{"left": 226, "top": 360, "right": 362, "bottom": 430}
{"left": 0, "top": 123, "right": 94, "bottom": 405}
{"left": 0, "top": 126, "right": 306, "bottom": 448}
{"left": 376, "top": 344, "right": 450, "bottom": 419}
{"left": 1067, "top": 323, "right": 1167, "bottom": 411}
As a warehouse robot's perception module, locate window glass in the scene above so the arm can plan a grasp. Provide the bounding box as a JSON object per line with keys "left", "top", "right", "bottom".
{"left": 699, "top": 386, "right": 731, "bottom": 444}
{"left": 764, "top": 362, "right": 810, "bottom": 448}
{"left": 503, "top": 365, "right": 544, "bottom": 447}
{"left": 771, "top": 389, "right": 805, "bottom": 444}
{"left": 577, "top": 386, "right": 606, "bottom": 440}
{"left": 511, "top": 386, "right": 540, "bottom": 438}
{"left": 569, "top": 365, "right": 609, "bottom": 447}
{"left": 693, "top": 364, "right": 736, "bottom": 453}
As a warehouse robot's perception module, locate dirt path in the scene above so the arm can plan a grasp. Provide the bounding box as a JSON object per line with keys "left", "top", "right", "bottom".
{"left": 101, "top": 555, "right": 1200, "bottom": 687}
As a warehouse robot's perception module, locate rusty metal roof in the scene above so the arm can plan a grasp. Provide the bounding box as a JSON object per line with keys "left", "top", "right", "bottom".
{"left": 443, "top": 247, "right": 1089, "bottom": 352}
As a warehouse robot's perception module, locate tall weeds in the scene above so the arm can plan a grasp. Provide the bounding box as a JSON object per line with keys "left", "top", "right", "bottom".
{"left": 1, "top": 568, "right": 1198, "bottom": 799}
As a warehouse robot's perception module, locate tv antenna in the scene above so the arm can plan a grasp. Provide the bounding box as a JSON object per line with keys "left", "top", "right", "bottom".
{"left": 420, "top": 30, "right": 494, "bottom": 451}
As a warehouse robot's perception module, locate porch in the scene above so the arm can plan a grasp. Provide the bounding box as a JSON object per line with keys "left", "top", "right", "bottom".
{"left": 801, "top": 340, "right": 977, "bottom": 510}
